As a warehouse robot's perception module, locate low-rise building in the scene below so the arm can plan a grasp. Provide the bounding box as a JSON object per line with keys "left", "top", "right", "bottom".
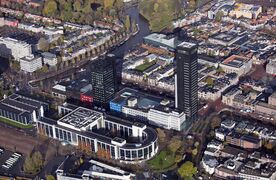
{"left": 220, "top": 55, "right": 252, "bottom": 76}
{"left": 42, "top": 52, "right": 58, "bottom": 66}
{"left": 229, "top": 3, "right": 262, "bottom": 19}
{"left": 0, "top": 93, "right": 48, "bottom": 125}
{"left": 143, "top": 33, "right": 179, "bottom": 51}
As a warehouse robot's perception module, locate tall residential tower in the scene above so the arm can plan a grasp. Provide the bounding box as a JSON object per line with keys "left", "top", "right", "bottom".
{"left": 175, "top": 42, "right": 198, "bottom": 122}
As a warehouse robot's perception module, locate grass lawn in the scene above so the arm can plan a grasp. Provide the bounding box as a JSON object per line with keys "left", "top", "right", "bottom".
{"left": 0, "top": 117, "right": 33, "bottom": 129}
{"left": 135, "top": 61, "right": 155, "bottom": 72}
{"left": 148, "top": 150, "right": 176, "bottom": 170}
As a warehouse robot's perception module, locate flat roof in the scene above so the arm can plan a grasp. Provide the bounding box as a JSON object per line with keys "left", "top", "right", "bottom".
{"left": 58, "top": 107, "right": 102, "bottom": 129}
{"left": 222, "top": 55, "right": 250, "bottom": 68}
{"left": 111, "top": 88, "right": 167, "bottom": 111}
{"left": 178, "top": 41, "right": 197, "bottom": 49}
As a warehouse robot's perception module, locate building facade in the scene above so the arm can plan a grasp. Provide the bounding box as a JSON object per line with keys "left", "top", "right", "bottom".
{"left": 0, "top": 94, "right": 48, "bottom": 125}
{"left": 175, "top": 42, "right": 198, "bottom": 122}
{"left": 91, "top": 54, "right": 117, "bottom": 108}
{"left": 20, "top": 55, "right": 42, "bottom": 73}
{"left": 0, "top": 37, "right": 32, "bottom": 61}
{"left": 37, "top": 106, "right": 158, "bottom": 163}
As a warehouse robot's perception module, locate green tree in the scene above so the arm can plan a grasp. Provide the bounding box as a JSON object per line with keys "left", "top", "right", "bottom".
{"left": 125, "top": 15, "right": 131, "bottom": 32}
{"left": 46, "top": 175, "right": 55, "bottom": 180}
{"left": 104, "top": 0, "right": 115, "bottom": 9}
{"left": 153, "top": 3, "right": 159, "bottom": 12}
{"left": 178, "top": 161, "right": 197, "bottom": 179}
{"left": 73, "top": 0, "right": 83, "bottom": 12}
{"left": 206, "top": 77, "right": 214, "bottom": 87}
{"left": 43, "top": 0, "right": 58, "bottom": 17}
{"left": 215, "top": 11, "right": 224, "bottom": 21}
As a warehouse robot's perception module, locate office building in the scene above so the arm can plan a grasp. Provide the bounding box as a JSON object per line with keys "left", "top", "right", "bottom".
{"left": 175, "top": 42, "right": 198, "bottom": 122}
{"left": 110, "top": 88, "right": 187, "bottom": 131}
{"left": 20, "top": 55, "right": 43, "bottom": 73}
{"left": 37, "top": 105, "right": 158, "bottom": 162}
{"left": 0, "top": 37, "right": 32, "bottom": 61}
{"left": 0, "top": 93, "right": 49, "bottom": 125}
{"left": 91, "top": 54, "right": 117, "bottom": 108}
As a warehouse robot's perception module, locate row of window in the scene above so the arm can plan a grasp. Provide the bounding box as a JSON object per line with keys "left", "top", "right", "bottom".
{"left": 0, "top": 109, "right": 30, "bottom": 124}
{"left": 119, "top": 140, "right": 157, "bottom": 160}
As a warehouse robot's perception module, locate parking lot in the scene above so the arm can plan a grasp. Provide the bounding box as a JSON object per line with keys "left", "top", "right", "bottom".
{"left": 0, "top": 147, "right": 25, "bottom": 177}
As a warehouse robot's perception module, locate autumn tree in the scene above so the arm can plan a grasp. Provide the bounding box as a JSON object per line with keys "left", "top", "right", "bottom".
{"left": 43, "top": 0, "right": 58, "bottom": 17}
{"left": 125, "top": 15, "right": 131, "bottom": 32}
{"left": 178, "top": 161, "right": 197, "bottom": 179}
{"left": 38, "top": 37, "right": 50, "bottom": 52}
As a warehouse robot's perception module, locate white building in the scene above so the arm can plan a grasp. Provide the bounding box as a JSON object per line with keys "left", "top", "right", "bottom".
{"left": 20, "top": 55, "right": 42, "bottom": 73}
{"left": 202, "top": 155, "right": 219, "bottom": 175}
{"left": 0, "top": 37, "right": 32, "bottom": 61}
{"left": 148, "top": 108, "right": 186, "bottom": 131}
{"left": 42, "top": 52, "right": 58, "bottom": 66}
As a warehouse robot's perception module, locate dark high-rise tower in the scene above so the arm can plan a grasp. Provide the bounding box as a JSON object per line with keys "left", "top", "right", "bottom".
{"left": 175, "top": 42, "right": 198, "bottom": 122}
{"left": 91, "top": 54, "right": 117, "bottom": 108}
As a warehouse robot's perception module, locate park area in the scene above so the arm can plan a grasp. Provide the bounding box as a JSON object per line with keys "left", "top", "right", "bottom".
{"left": 148, "top": 135, "right": 183, "bottom": 171}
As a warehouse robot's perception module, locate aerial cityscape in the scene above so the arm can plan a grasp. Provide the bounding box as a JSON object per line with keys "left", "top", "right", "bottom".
{"left": 0, "top": 0, "right": 275, "bottom": 179}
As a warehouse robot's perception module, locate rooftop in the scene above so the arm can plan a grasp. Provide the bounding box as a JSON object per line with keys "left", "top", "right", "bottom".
{"left": 222, "top": 55, "right": 250, "bottom": 68}
{"left": 58, "top": 107, "right": 102, "bottom": 130}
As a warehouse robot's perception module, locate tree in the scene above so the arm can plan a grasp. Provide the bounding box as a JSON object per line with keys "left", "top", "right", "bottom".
{"left": 125, "top": 15, "right": 131, "bottom": 32}
{"left": 215, "top": 11, "right": 224, "bottom": 21}
{"left": 211, "top": 116, "right": 221, "bottom": 130}
{"left": 206, "top": 77, "right": 214, "bottom": 87}
{"left": 23, "top": 155, "right": 35, "bottom": 173}
{"left": 178, "top": 161, "right": 197, "bottom": 179}
{"left": 46, "top": 175, "right": 55, "bottom": 180}
{"left": 73, "top": 0, "right": 83, "bottom": 12}
{"left": 32, "top": 151, "right": 43, "bottom": 170}
{"left": 104, "top": 0, "right": 115, "bottom": 9}
{"left": 217, "top": 66, "right": 224, "bottom": 74}
{"left": 38, "top": 38, "right": 50, "bottom": 51}
{"left": 157, "top": 128, "right": 166, "bottom": 143}
{"left": 132, "top": 19, "right": 137, "bottom": 33}
{"left": 153, "top": 3, "right": 159, "bottom": 12}
{"left": 43, "top": 0, "right": 58, "bottom": 17}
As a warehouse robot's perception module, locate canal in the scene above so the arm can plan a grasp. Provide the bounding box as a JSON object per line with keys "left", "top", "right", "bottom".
{"left": 111, "top": 5, "right": 150, "bottom": 57}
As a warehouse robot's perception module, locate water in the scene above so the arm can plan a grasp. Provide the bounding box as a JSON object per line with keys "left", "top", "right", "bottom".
{"left": 111, "top": 5, "right": 150, "bottom": 57}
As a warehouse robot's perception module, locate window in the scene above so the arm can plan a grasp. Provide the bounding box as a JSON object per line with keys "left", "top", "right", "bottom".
{"left": 120, "top": 149, "right": 125, "bottom": 158}
{"left": 126, "top": 150, "right": 131, "bottom": 158}
{"left": 132, "top": 150, "right": 137, "bottom": 159}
